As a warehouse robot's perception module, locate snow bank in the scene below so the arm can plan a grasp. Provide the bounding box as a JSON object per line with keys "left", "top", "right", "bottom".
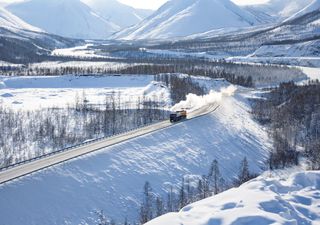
{"left": 146, "top": 170, "right": 320, "bottom": 225}
{"left": 142, "top": 81, "right": 171, "bottom": 105}
{"left": 0, "top": 91, "right": 270, "bottom": 224}
{"left": 172, "top": 85, "right": 237, "bottom": 112}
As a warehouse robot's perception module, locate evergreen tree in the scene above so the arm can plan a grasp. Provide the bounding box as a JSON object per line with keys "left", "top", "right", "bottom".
{"left": 208, "top": 159, "right": 224, "bottom": 195}
{"left": 140, "top": 181, "right": 153, "bottom": 224}
{"left": 235, "top": 157, "right": 251, "bottom": 186}
{"left": 156, "top": 197, "right": 165, "bottom": 217}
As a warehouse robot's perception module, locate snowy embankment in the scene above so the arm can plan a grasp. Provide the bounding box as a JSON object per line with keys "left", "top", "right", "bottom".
{"left": 147, "top": 170, "right": 320, "bottom": 225}
{"left": 0, "top": 85, "right": 270, "bottom": 224}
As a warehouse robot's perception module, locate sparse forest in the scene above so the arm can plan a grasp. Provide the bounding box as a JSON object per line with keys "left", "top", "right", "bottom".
{"left": 0, "top": 91, "right": 168, "bottom": 168}
{"left": 252, "top": 80, "right": 320, "bottom": 169}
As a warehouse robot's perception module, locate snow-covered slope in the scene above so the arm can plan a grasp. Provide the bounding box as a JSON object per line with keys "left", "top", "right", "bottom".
{"left": 146, "top": 170, "right": 320, "bottom": 225}
{"left": 0, "top": 83, "right": 271, "bottom": 224}
{"left": 0, "top": 7, "right": 41, "bottom": 31}
{"left": 81, "top": 0, "right": 153, "bottom": 28}
{"left": 114, "top": 0, "right": 260, "bottom": 40}
{"left": 285, "top": 0, "right": 320, "bottom": 22}
{"left": 7, "top": 0, "right": 120, "bottom": 39}
{"left": 0, "top": 5, "right": 79, "bottom": 63}
{"left": 245, "top": 0, "right": 314, "bottom": 21}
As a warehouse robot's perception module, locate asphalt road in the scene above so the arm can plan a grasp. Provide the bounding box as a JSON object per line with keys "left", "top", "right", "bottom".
{"left": 0, "top": 104, "right": 219, "bottom": 185}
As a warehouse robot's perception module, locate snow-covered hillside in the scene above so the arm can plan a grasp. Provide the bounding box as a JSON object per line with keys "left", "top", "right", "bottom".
{"left": 284, "top": 0, "right": 320, "bottom": 22}
{"left": 0, "top": 7, "right": 41, "bottom": 31}
{"left": 0, "top": 83, "right": 271, "bottom": 224}
{"left": 245, "top": 0, "right": 313, "bottom": 21}
{"left": 114, "top": 0, "right": 260, "bottom": 40}
{"left": 146, "top": 170, "right": 320, "bottom": 225}
{"left": 0, "top": 6, "right": 80, "bottom": 63}
{"left": 81, "top": 0, "right": 153, "bottom": 28}
{"left": 6, "top": 0, "right": 120, "bottom": 39}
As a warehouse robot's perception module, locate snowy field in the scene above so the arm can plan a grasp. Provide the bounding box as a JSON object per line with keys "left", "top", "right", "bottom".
{"left": 147, "top": 170, "right": 320, "bottom": 225}
{"left": 0, "top": 75, "right": 170, "bottom": 110}
{"left": 52, "top": 44, "right": 107, "bottom": 58}
{"left": 0, "top": 86, "right": 271, "bottom": 224}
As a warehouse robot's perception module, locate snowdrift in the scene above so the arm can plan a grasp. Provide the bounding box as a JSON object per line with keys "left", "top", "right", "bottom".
{"left": 146, "top": 170, "right": 320, "bottom": 225}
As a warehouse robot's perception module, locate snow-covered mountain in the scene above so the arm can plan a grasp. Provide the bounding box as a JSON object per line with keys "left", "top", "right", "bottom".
{"left": 284, "top": 0, "right": 320, "bottom": 22}
{"left": 245, "top": 0, "right": 314, "bottom": 21}
{"left": 6, "top": 0, "right": 120, "bottom": 39}
{"left": 81, "top": 0, "right": 153, "bottom": 28}
{"left": 146, "top": 170, "right": 320, "bottom": 225}
{"left": 0, "top": 7, "right": 41, "bottom": 31}
{"left": 0, "top": 6, "right": 80, "bottom": 63}
{"left": 114, "top": 0, "right": 261, "bottom": 40}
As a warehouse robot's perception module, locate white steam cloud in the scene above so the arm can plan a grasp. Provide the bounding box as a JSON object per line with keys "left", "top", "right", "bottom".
{"left": 171, "top": 85, "right": 237, "bottom": 112}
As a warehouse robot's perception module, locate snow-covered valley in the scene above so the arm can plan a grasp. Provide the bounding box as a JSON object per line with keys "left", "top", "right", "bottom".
{"left": 0, "top": 0, "right": 319, "bottom": 224}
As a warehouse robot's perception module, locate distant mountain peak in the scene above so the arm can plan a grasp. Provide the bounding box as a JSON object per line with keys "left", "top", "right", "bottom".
{"left": 0, "top": 6, "right": 41, "bottom": 31}
{"left": 6, "top": 0, "right": 152, "bottom": 39}
{"left": 113, "top": 0, "right": 260, "bottom": 40}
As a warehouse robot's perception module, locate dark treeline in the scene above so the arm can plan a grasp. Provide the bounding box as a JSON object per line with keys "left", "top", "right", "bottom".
{"left": 252, "top": 80, "right": 320, "bottom": 170}
{"left": 154, "top": 74, "right": 206, "bottom": 104}
{"left": 94, "top": 157, "right": 256, "bottom": 225}
{"left": 0, "top": 92, "right": 168, "bottom": 168}
{"left": 0, "top": 54, "right": 304, "bottom": 87}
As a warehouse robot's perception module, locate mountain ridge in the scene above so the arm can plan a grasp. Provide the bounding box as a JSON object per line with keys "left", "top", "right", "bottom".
{"left": 113, "top": 0, "right": 261, "bottom": 40}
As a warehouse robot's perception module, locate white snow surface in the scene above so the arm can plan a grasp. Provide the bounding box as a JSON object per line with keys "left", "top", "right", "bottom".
{"left": 0, "top": 86, "right": 271, "bottom": 224}
{"left": 114, "top": 0, "right": 259, "bottom": 40}
{"left": 6, "top": 0, "right": 120, "bottom": 39}
{"left": 146, "top": 170, "right": 320, "bottom": 225}
{"left": 52, "top": 44, "right": 107, "bottom": 58}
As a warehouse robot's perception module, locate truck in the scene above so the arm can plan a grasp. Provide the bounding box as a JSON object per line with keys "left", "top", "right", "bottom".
{"left": 170, "top": 110, "right": 187, "bottom": 123}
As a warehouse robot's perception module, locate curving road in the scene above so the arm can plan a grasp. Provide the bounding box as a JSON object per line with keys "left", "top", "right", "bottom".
{"left": 0, "top": 104, "right": 219, "bottom": 185}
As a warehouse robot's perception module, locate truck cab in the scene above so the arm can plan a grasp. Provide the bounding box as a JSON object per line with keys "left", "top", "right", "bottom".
{"left": 170, "top": 110, "right": 187, "bottom": 122}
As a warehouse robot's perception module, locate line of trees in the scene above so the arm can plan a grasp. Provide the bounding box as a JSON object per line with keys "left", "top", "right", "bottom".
{"left": 252, "top": 80, "right": 320, "bottom": 169}
{"left": 0, "top": 55, "right": 305, "bottom": 87}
